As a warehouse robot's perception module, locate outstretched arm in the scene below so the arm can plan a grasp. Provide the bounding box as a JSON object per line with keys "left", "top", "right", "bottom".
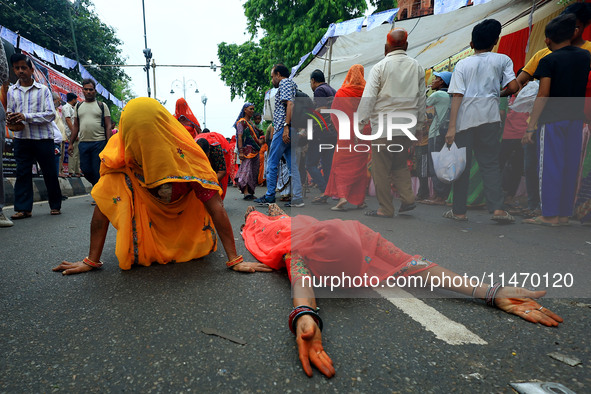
{"left": 289, "top": 255, "right": 335, "bottom": 378}
{"left": 412, "top": 266, "right": 563, "bottom": 326}
{"left": 53, "top": 205, "right": 109, "bottom": 275}
{"left": 204, "top": 193, "right": 271, "bottom": 273}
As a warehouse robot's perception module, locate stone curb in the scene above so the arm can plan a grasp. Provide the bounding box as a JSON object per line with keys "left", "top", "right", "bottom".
{"left": 3, "top": 176, "right": 93, "bottom": 205}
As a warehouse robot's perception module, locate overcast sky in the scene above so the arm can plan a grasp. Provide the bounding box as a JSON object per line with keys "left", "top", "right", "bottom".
{"left": 91, "top": 0, "right": 253, "bottom": 138}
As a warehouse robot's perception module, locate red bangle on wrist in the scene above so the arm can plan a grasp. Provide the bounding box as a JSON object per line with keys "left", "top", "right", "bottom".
{"left": 226, "top": 255, "right": 244, "bottom": 268}
{"left": 82, "top": 256, "right": 103, "bottom": 269}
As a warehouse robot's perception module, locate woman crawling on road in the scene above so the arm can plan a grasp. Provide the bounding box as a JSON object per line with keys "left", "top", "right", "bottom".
{"left": 241, "top": 204, "right": 563, "bottom": 378}
{"left": 53, "top": 98, "right": 270, "bottom": 275}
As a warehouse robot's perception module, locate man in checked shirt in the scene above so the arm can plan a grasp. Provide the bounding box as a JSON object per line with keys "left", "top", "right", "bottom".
{"left": 7, "top": 53, "right": 62, "bottom": 220}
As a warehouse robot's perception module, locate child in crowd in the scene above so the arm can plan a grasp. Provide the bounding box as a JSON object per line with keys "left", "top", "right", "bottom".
{"left": 422, "top": 71, "right": 452, "bottom": 205}
{"left": 523, "top": 14, "right": 591, "bottom": 226}
{"left": 445, "top": 19, "right": 519, "bottom": 222}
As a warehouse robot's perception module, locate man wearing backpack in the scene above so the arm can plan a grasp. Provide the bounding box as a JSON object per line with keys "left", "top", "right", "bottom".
{"left": 68, "top": 79, "right": 111, "bottom": 186}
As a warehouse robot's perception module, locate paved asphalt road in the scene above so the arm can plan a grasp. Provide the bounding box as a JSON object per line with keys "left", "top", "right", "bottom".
{"left": 1, "top": 188, "right": 590, "bottom": 393}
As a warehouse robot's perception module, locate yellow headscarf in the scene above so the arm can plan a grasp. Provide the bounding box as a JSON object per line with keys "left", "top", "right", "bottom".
{"left": 94, "top": 97, "right": 221, "bottom": 270}
{"left": 101, "top": 97, "right": 220, "bottom": 192}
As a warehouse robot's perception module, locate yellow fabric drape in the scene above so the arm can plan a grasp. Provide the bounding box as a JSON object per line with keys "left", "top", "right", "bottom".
{"left": 92, "top": 97, "right": 221, "bottom": 270}
{"left": 524, "top": 9, "right": 563, "bottom": 64}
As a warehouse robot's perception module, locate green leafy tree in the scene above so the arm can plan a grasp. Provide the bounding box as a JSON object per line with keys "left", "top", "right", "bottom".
{"left": 218, "top": 0, "right": 398, "bottom": 110}
{"left": 0, "top": 0, "right": 132, "bottom": 114}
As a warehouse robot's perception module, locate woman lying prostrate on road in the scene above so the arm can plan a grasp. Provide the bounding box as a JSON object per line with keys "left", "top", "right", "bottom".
{"left": 53, "top": 98, "right": 270, "bottom": 276}
{"left": 241, "top": 204, "right": 563, "bottom": 378}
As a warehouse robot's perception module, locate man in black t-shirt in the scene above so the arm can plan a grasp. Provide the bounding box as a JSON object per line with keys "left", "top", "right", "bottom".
{"left": 523, "top": 14, "right": 591, "bottom": 226}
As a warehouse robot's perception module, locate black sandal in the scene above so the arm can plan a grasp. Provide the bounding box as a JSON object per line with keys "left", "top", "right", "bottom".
{"left": 364, "top": 210, "right": 393, "bottom": 218}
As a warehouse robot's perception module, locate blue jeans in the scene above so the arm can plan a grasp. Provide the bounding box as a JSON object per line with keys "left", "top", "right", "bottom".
{"left": 54, "top": 143, "right": 61, "bottom": 174}
{"left": 265, "top": 130, "right": 302, "bottom": 200}
{"left": 13, "top": 138, "right": 62, "bottom": 211}
{"left": 79, "top": 140, "right": 107, "bottom": 186}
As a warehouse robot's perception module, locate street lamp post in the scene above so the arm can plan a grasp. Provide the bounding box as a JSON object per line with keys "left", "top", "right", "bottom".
{"left": 141, "top": 0, "right": 152, "bottom": 97}
{"left": 170, "top": 77, "right": 198, "bottom": 99}
{"left": 201, "top": 95, "right": 208, "bottom": 128}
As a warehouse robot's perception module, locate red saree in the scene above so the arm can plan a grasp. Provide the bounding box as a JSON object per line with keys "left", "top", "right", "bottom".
{"left": 242, "top": 211, "right": 436, "bottom": 284}
{"left": 324, "top": 65, "right": 371, "bottom": 206}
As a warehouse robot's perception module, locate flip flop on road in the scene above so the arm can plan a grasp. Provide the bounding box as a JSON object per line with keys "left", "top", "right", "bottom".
{"left": 331, "top": 204, "right": 348, "bottom": 212}
{"left": 11, "top": 211, "right": 32, "bottom": 220}
{"left": 364, "top": 210, "right": 393, "bottom": 218}
{"left": 442, "top": 210, "right": 468, "bottom": 221}
{"left": 491, "top": 210, "right": 516, "bottom": 224}
{"left": 523, "top": 216, "right": 560, "bottom": 227}
{"left": 311, "top": 195, "right": 329, "bottom": 204}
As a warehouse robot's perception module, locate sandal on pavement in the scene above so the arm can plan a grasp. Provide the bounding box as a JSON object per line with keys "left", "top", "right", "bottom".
{"left": 364, "top": 210, "right": 393, "bottom": 218}
{"left": 331, "top": 204, "right": 348, "bottom": 212}
{"left": 311, "top": 195, "right": 329, "bottom": 204}
{"left": 11, "top": 211, "right": 32, "bottom": 220}
{"left": 356, "top": 202, "right": 368, "bottom": 210}
{"left": 50, "top": 209, "right": 61, "bottom": 215}
{"left": 523, "top": 216, "right": 559, "bottom": 227}
{"left": 491, "top": 210, "right": 515, "bottom": 223}
{"left": 442, "top": 210, "right": 468, "bottom": 221}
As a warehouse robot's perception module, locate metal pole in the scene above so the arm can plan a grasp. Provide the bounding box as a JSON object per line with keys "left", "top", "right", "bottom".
{"left": 183, "top": 76, "right": 186, "bottom": 99}
{"left": 203, "top": 102, "right": 206, "bottom": 128}
{"left": 141, "top": 0, "right": 151, "bottom": 97}
{"left": 152, "top": 59, "right": 156, "bottom": 99}
{"left": 327, "top": 38, "right": 333, "bottom": 86}
{"left": 66, "top": 4, "right": 80, "bottom": 64}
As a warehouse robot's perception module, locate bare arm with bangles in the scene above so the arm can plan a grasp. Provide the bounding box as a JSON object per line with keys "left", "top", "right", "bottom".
{"left": 52, "top": 192, "right": 272, "bottom": 275}
{"left": 289, "top": 254, "right": 335, "bottom": 378}
{"left": 285, "top": 259, "right": 562, "bottom": 379}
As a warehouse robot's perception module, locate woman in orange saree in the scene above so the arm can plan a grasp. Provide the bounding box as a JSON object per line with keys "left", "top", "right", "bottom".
{"left": 241, "top": 204, "right": 563, "bottom": 378}
{"left": 53, "top": 98, "right": 270, "bottom": 275}
{"left": 322, "top": 65, "right": 371, "bottom": 211}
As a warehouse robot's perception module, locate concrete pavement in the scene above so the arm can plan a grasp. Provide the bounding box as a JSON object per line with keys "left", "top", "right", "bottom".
{"left": 2, "top": 176, "right": 93, "bottom": 205}
{"left": 0, "top": 187, "right": 590, "bottom": 392}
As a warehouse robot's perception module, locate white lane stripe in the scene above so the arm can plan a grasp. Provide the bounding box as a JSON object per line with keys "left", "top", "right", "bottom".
{"left": 376, "top": 287, "right": 487, "bottom": 345}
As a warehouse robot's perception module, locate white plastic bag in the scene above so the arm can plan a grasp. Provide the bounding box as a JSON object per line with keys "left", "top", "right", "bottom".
{"left": 431, "top": 142, "right": 466, "bottom": 184}
{"left": 510, "top": 80, "right": 539, "bottom": 114}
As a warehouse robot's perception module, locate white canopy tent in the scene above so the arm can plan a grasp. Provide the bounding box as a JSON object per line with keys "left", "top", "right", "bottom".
{"left": 293, "top": 0, "right": 561, "bottom": 95}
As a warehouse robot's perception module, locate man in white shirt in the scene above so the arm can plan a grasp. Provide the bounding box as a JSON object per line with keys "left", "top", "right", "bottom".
{"left": 358, "top": 28, "right": 426, "bottom": 218}
{"left": 445, "top": 19, "right": 519, "bottom": 223}
{"left": 7, "top": 53, "right": 62, "bottom": 219}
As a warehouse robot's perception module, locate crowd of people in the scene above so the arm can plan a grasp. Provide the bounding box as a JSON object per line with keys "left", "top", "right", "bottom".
{"left": 228, "top": 3, "right": 590, "bottom": 229}
{"left": 0, "top": 2, "right": 587, "bottom": 380}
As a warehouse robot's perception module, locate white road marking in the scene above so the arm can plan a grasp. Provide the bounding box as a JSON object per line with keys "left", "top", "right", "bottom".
{"left": 376, "top": 287, "right": 487, "bottom": 345}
